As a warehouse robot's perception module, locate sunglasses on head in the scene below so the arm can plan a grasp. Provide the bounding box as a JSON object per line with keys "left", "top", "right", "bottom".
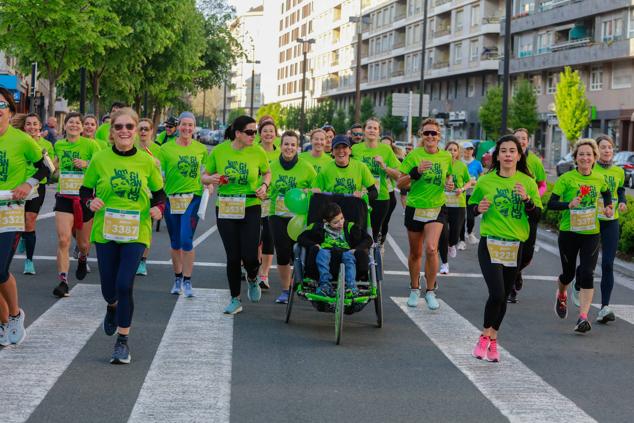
{"left": 241, "top": 129, "right": 257, "bottom": 136}
{"left": 0, "top": 101, "right": 9, "bottom": 110}
{"left": 139, "top": 127, "right": 151, "bottom": 132}
{"left": 113, "top": 123, "right": 135, "bottom": 131}
{"left": 422, "top": 130, "right": 439, "bottom": 137}
{"left": 352, "top": 132, "right": 363, "bottom": 136}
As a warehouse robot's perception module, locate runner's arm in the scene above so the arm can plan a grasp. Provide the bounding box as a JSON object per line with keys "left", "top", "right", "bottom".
{"left": 601, "top": 190, "right": 612, "bottom": 207}
{"left": 30, "top": 158, "right": 51, "bottom": 183}
{"left": 537, "top": 180, "right": 547, "bottom": 196}
{"left": 617, "top": 187, "right": 626, "bottom": 205}
{"left": 150, "top": 188, "right": 167, "bottom": 214}
{"left": 366, "top": 184, "right": 378, "bottom": 201}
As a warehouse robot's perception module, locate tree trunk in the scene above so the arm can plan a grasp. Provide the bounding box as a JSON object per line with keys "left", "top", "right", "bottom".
{"left": 134, "top": 94, "right": 141, "bottom": 115}
{"left": 47, "top": 73, "right": 57, "bottom": 118}
{"left": 91, "top": 74, "right": 101, "bottom": 118}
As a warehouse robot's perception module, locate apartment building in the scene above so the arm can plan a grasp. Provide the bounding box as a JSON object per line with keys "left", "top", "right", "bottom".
{"left": 508, "top": 0, "right": 634, "bottom": 163}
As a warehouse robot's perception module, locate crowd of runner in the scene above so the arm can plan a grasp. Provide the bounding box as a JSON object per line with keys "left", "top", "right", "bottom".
{"left": 0, "top": 93, "right": 627, "bottom": 365}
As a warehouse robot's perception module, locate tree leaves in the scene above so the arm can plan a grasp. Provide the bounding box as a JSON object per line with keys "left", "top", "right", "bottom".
{"left": 478, "top": 85, "right": 503, "bottom": 141}
{"left": 509, "top": 79, "right": 539, "bottom": 136}
{"left": 554, "top": 66, "right": 590, "bottom": 145}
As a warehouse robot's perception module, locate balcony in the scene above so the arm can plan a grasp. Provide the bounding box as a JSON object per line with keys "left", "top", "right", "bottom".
{"left": 435, "top": 0, "right": 451, "bottom": 6}
{"left": 550, "top": 36, "right": 592, "bottom": 52}
{"left": 432, "top": 60, "right": 449, "bottom": 69}
{"left": 540, "top": 0, "right": 572, "bottom": 12}
{"left": 434, "top": 27, "right": 451, "bottom": 38}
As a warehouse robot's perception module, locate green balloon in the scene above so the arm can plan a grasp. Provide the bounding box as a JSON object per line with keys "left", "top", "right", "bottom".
{"left": 287, "top": 214, "right": 307, "bottom": 241}
{"left": 284, "top": 188, "right": 309, "bottom": 214}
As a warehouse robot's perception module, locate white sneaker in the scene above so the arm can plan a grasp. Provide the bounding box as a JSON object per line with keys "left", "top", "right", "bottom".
{"left": 439, "top": 263, "right": 449, "bottom": 274}
{"left": 448, "top": 246, "right": 457, "bottom": 258}
{"left": 0, "top": 322, "right": 9, "bottom": 346}
{"left": 457, "top": 241, "right": 466, "bottom": 251}
{"left": 467, "top": 233, "right": 479, "bottom": 244}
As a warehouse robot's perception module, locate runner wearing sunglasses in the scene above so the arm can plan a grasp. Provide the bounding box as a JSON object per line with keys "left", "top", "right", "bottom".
{"left": 155, "top": 117, "right": 179, "bottom": 146}
{"left": 349, "top": 123, "right": 364, "bottom": 145}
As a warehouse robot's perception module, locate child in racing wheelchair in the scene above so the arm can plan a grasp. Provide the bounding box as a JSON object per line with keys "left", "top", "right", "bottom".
{"left": 297, "top": 203, "right": 372, "bottom": 297}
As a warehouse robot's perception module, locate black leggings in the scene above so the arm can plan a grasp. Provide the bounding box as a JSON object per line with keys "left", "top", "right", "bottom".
{"left": 599, "top": 219, "right": 619, "bottom": 306}
{"left": 558, "top": 231, "right": 600, "bottom": 290}
{"left": 260, "top": 216, "right": 274, "bottom": 255}
{"left": 369, "top": 198, "right": 389, "bottom": 243}
{"left": 478, "top": 237, "right": 523, "bottom": 331}
{"left": 518, "top": 217, "right": 538, "bottom": 272}
{"left": 217, "top": 205, "right": 261, "bottom": 298}
{"left": 460, "top": 194, "right": 476, "bottom": 241}
{"left": 269, "top": 215, "right": 293, "bottom": 266}
{"left": 439, "top": 207, "right": 466, "bottom": 263}
{"left": 380, "top": 191, "right": 397, "bottom": 245}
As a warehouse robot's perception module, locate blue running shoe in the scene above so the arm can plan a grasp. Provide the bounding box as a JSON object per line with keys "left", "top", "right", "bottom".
{"left": 16, "top": 237, "right": 25, "bottom": 254}
{"left": 23, "top": 259, "right": 36, "bottom": 275}
{"left": 275, "top": 290, "right": 289, "bottom": 304}
{"left": 8, "top": 308, "right": 26, "bottom": 345}
{"left": 407, "top": 288, "right": 420, "bottom": 307}
{"left": 425, "top": 290, "right": 440, "bottom": 310}
{"left": 247, "top": 279, "right": 261, "bottom": 302}
{"left": 103, "top": 305, "right": 117, "bottom": 336}
{"left": 224, "top": 297, "right": 242, "bottom": 315}
{"left": 110, "top": 338, "right": 131, "bottom": 364}
{"left": 316, "top": 284, "right": 335, "bottom": 297}
{"left": 170, "top": 277, "right": 182, "bottom": 295}
{"left": 0, "top": 322, "right": 9, "bottom": 347}
{"left": 183, "top": 279, "right": 194, "bottom": 298}
{"left": 136, "top": 260, "right": 147, "bottom": 276}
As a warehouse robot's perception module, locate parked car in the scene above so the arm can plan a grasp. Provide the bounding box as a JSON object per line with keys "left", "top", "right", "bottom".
{"left": 614, "top": 151, "right": 634, "bottom": 188}
{"left": 556, "top": 153, "right": 574, "bottom": 176}
{"left": 211, "top": 130, "right": 224, "bottom": 145}
{"left": 197, "top": 128, "right": 213, "bottom": 145}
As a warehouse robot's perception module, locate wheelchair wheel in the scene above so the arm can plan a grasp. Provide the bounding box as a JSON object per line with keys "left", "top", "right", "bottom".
{"left": 335, "top": 263, "right": 345, "bottom": 345}
{"left": 285, "top": 281, "right": 295, "bottom": 324}
{"left": 374, "top": 245, "right": 383, "bottom": 281}
{"left": 374, "top": 276, "right": 383, "bottom": 328}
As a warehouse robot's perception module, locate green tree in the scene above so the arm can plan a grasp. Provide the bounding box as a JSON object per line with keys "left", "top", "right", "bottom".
{"left": 554, "top": 66, "right": 590, "bottom": 145}
{"left": 332, "top": 108, "right": 347, "bottom": 134}
{"left": 282, "top": 105, "right": 301, "bottom": 130}
{"left": 509, "top": 79, "right": 539, "bottom": 135}
{"left": 381, "top": 95, "right": 404, "bottom": 137}
{"left": 360, "top": 96, "right": 375, "bottom": 122}
{"left": 256, "top": 103, "right": 283, "bottom": 124}
{"left": 227, "top": 107, "right": 247, "bottom": 124}
{"left": 479, "top": 85, "right": 503, "bottom": 141}
{"left": 346, "top": 103, "right": 356, "bottom": 129}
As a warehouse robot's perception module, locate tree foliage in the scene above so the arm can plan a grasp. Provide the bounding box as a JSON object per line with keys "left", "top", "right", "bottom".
{"left": 479, "top": 85, "right": 503, "bottom": 141}
{"left": 554, "top": 66, "right": 590, "bottom": 144}
{"left": 227, "top": 107, "right": 247, "bottom": 125}
{"left": 510, "top": 79, "right": 539, "bottom": 136}
{"left": 360, "top": 96, "right": 375, "bottom": 123}
{"left": 332, "top": 108, "right": 347, "bottom": 134}
{"left": 256, "top": 102, "right": 284, "bottom": 124}
{"left": 381, "top": 95, "right": 404, "bottom": 137}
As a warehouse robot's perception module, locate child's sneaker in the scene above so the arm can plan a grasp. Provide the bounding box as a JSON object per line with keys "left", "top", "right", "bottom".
{"left": 316, "top": 284, "right": 334, "bottom": 297}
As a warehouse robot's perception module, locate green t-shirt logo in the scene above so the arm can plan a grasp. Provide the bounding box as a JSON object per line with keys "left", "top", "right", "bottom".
{"left": 224, "top": 160, "right": 248, "bottom": 185}
{"left": 0, "top": 150, "right": 8, "bottom": 182}
{"left": 177, "top": 155, "right": 199, "bottom": 178}
{"left": 493, "top": 188, "right": 522, "bottom": 219}
{"left": 110, "top": 169, "right": 142, "bottom": 202}
{"left": 334, "top": 177, "right": 355, "bottom": 194}
{"left": 422, "top": 163, "right": 442, "bottom": 186}
{"left": 361, "top": 156, "right": 380, "bottom": 176}
{"left": 61, "top": 150, "right": 80, "bottom": 171}
{"left": 274, "top": 175, "right": 297, "bottom": 194}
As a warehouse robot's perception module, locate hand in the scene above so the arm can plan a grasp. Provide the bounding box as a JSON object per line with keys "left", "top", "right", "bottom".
{"left": 203, "top": 173, "right": 222, "bottom": 185}
{"left": 397, "top": 175, "right": 411, "bottom": 190}
{"left": 478, "top": 197, "right": 491, "bottom": 213}
{"left": 73, "top": 158, "right": 88, "bottom": 169}
{"left": 444, "top": 177, "right": 454, "bottom": 192}
{"left": 417, "top": 160, "right": 433, "bottom": 173}
{"left": 619, "top": 202, "right": 627, "bottom": 213}
{"left": 11, "top": 182, "right": 32, "bottom": 200}
{"left": 353, "top": 191, "right": 363, "bottom": 198}
{"left": 311, "top": 187, "right": 321, "bottom": 193}
{"left": 604, "top": 205, "right": 614, "bottom": 219}
{"left": 568, "top": 196, "right": 582, "bottom": 209}
{"left": 90, "top": 198, "right": 105, "bottom": 212}
{"left": 514, "top": 183, "right": 528, "bottom": 201}
{"left": 373, "top": 155, "right": 386, "bottom": 169}
{"left": 150, "top": 206, "right": 162, "bottom": 220}
{"left": 255, "top": 184, "right": 268, "bottom": 199}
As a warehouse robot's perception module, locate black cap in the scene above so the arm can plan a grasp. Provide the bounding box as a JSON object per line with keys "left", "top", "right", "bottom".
{"left": 165, "top": 116, "right": 179, "bottom": 126}
{"left": 331, "top": 134, "right": 351, "bottom": 148}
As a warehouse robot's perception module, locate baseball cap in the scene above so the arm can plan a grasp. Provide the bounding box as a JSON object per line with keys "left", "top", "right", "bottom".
{"left": 165, "top": 116, "right": 179, "bottom": 127}
{"left": 462, "top": 141, "right": 474, "bottom": 149}
{"left": 331, "top": 134, "right": 351, "bottom": 148}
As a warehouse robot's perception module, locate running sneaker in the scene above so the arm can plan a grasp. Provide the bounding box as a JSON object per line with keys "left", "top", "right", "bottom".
{"left": 8, "top": 308, "right": 26, "bottom": 345}
{"left": 486, "top": 339, "right": 500, "bottom": 362}
{"left": 346, "top": 287, "right": 360, "bottom": 297}
{"left": 439, "top": 263, "right": 449, "bottom": 274}
{"left": 596, "top": 306, "right": 616, "bottom": 324}
{"left": 574, "top": 317, "right": 592, "bottom": 333}
{"left": 507, "top": 288, "right": 518, "bottom": 304}
{"left": 110, "top": 339, "right": 131, "bottom": 364}
{"left": 136, "top": 260, "right": 147, "bottom": 276}
{"left": 407, "top": 288, "right": 421, "bottom": 307}
{"left": 425, "top": 290, "right": 440, "bottom": 310}
{"left": 472, "top": 335, "right": 489, "bottom": 360}
{"left": 514, "top": 273, "right": 524, "bottom": 291}
{"left": 183, "top": 279, "right": 194, "bottom": 298}
{"left": 75, "top": 257, "right": 88, "bottom": 281}
{"left": 467, "top": 233, "right": 479, "bottom": 244}
{"left": 0, "top": 322, "right": 10, "bottom": 347}
{"left": 457, "top": 241, "right": 466, "bottom": 251}
{"left": 247, "top": 278, "right": 261, "bottom": 302}
{"left": 23, "top": 259, "right": 36, "bottom": 275}
{"left": 258, "top": 275, "right": 270, "bottom": 290}
{"left": 170, "top": 277, "right": 182, "bottom": 295}
{"left": 103, "top": 305, "right": 117, "bottom": 336}
{"left": 16, "top": 237, "right": 25, "bottom": 254}
{"left": 53, "top": 281, "right": 70, "bottom": 298}
{"left": 275, "top": 290, "right": 290, "bottom": 304}
{"left": 316, "top": 284, "right": 335, "bottom": 297}
{"left": 448, "top": 246, "right": 457, "bottom": 258}
{"left": 555, "top": 292, "right": 567, "bottom": 319}
{"left": 572, "top": 285, "right": 580, "bottom": 308}
{"left": 224, "top": 297, "right": 242, "bottom": 315}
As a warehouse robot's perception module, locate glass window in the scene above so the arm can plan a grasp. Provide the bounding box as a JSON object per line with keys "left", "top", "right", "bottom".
{"left": 532, "top": 74, "right": 542, "bottom": 95}
{"left": 454, "top": 42, "right": 462, "bottom": 65}
{"left": 468, "top": 77, "right": 475, "bottom": 97}
{"left": 612, "top": 62, "right": 631, "bottom": 89}
{"left": 470, "top": 5, "right": 480, "bottom": 27}
{"left": 590, "top": 65, "right": 603, "bottom": 91}
{"left": 469, "top": 39, "right": 479, "bottom": 61}
{"left": 455, "top": 9, "right": 464, "bottom": 32}
{"left": 546, "top": 71, "right": 557, "bottom": 94}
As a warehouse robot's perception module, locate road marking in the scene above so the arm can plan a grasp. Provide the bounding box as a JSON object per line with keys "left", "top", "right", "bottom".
{"left": 385, "top": 233, "right": 408, "bottom": 268}
{"left": 192, "top": 225, "right": 217, "bottom": 248}
{"left": 384, "top": 270, "right": 566, "bottom": 280}
{"left": 591, "top": 304, "right": 634, "bottom": 325}
{"left": 128, "top": 288, "right": 232, "bottom": 423}
{"left": 2, "top": 284, "right": 103, "bottom": 423}
{"left": 392, "top": 297, "right": 596, "bottom": 423}
{"left": 36, "top": 211, "right": 55, "bottom": 220}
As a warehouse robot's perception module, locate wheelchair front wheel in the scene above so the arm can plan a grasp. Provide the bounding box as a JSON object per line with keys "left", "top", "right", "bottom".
{"left": 285, "top": 270, "right": 298, "bottom": 324}
{"left": 335, "top": 263, "right": 345, "bottom": 345}
{"left": 374, "top": 276, "right": 383, "bottom": 328}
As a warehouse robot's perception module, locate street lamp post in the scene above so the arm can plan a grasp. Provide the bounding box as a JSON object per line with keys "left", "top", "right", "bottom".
{"left": 297, "top": 37, "right": 315, "bottom": 139}
{"left": 349, "top": 15, "right": 367, "bottom": 124}
{"left": 418, "top": 0, "right": 429, "bottom": 120}
{"left": 501, "top": 0, "right": 513, "bottom": 134}
{"left": 247, "top": 57, "right": 261, "bottom": 118}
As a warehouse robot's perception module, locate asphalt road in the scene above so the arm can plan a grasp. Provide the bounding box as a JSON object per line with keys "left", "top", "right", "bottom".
{"left": 4, "top": 184, "right": 634, "bottom": 423}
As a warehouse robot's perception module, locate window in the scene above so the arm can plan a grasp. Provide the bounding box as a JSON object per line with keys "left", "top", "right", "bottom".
{"left": 455, "top": 9, "right": 464, "bottom": 32}
{"left": 612, "top": 62, "right": 631, "bottom": 89}
{"left": 590, "top": 66, "right": 603, "bottom": 91}
{"left": 536, "top": 32, "right": 552, "bottom": 54}
{"left": 602, "top": 16, "right": 624, "bottom": 42}
{"left": 629, "top": 8, "right": 634, "bottom": 38}
{"left": 469, "top": 39, "right": 479, "bottom": 61}
{"left": 531, "top": 74, "right": 542, "bottom": 95}
{"left": 467, "top": 77, "right": 475, "bottom": 97}
{"left": 518, "top": 33, "right": 533, "bottom": 57}
{"left": 454, "top": 42, "right": 462, "bottom": 65}
{"left": 470, "top": 5, "right": 480, "bottom": 27}
{"left": 546, "top": 71, "right": 557, "bottom": 94}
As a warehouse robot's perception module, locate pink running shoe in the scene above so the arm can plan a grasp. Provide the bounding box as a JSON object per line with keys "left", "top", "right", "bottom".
{"left": 486, "top": 339, "right": 500, "bottom": 362}
{"left": 472, "top": 335, "right": 489, "bottom": 360}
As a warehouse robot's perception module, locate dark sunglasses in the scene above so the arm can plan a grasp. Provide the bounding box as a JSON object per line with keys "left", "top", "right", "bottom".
{"left": 352, "top": 132, "right": 364, "bottom": 136}
{"left": 165, "top": 125, "right": 176, "bottom": 129}
{"left": 241, "top": 129, "right": 257, "bottom": 136}
{"left": 113, "top": 123, "right": 135, "bottom": 131}
{"left": 139, "top": 127, "right": 151, "bottom": 132}
{"left": 0, "top": 101, "right": 8, "bottom": 110}
{"left": 422, "top": 130, "right": 439, "bottom": 136}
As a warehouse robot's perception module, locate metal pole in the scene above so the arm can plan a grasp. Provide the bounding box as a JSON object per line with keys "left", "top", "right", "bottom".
{"left": 418, "top": 0, "right": 429, "bottom": 119}
{"left": 202, "top": 89, "right": 207, "bottom": 127}
{"left": 300, "top": 48, "right": 308, "bottom": 138}
{"left": 250, "top": 66, "right": 255, "bottom": 117}
{"left": 222, "top": 78, "right": 227, "bottom": 126}
{"left": 29, "top": 63, "right": 37, "bottom": 113}
{"left": 143, "top": 90, "right": 148, "bottom": 118}
{"left": 354, "top": 27, "right": 362, "bottom": 123}
{"left": 407, "top": 91, "right": 413, "bottom": 145}
{"left": 501, "top": 0, "right": 512, "bottom": 134}
{"left": 79, "top": 67, "right": 86, "bottom": 114}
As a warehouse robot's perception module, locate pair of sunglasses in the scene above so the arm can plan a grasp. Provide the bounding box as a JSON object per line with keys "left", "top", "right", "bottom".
{"left": 113, "top": 123, "right": 135, "bottom": 131}
{"left": 0, "top": 101, "right": 9, "bottom": 110}
{"left": 241, "top": 129, "right": 257, "bottom": 136}
{"left": 422, "top": 130, "right": 439, "bottom": 136}
{"left": 139, "top": 127, "right": 151, "bottom": 132}
{"left": 352, "top": 132, "right": 363, "bottom": 136}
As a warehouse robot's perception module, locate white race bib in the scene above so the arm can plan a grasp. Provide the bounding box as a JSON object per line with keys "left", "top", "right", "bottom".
{"left": 218, "top": 196, "right": 246, "bottom": 219}
{"left": 168, "top": 194, "right": 194, "bottom": 215}
{"left": 103, "top": 208, "right": 140, "bottom": 241}
{"left": 275, "top": 196, "right": 292, "bottom": 217}
{"left": 444, "top": 191, "right": 460, "bottom": 208}
{"left": 487, "top": 238, "right": 520, "bottom": 267}
{"left": 0, "top": 203, "right": 25, "bottom": 233}
{"left": 59, "top": 171, "right": 84, "bottom": 195}
{"left": 414, "top": 207, "right": 441, "bottom": 222}
{"left": 570, "top": 207, "right": 596, "bottom": 232}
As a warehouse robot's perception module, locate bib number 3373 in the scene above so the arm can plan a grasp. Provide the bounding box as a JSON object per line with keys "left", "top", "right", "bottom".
{"left": 103, "top": 208, "right": 140, "bottom": 241}
{"left": 487, "top": 238, "right": 520, "bottom": 267}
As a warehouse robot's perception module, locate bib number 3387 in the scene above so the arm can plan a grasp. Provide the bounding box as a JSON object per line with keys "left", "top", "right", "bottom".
{"left": 103, "top": 208, "right": 140, "bottom": 241}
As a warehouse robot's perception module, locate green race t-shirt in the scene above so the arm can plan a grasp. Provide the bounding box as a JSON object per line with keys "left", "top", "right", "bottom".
{"left": 351, "top": 142, "right": 400, "bottom": 200}
{"left": 446, "top": 159, "right": 471, "bottom": 207}
{"left": 262, "top": 146, "right": 280, "bottom": 163}
{"left": 95, "top": 137, "right": 110, "bottom": 151}
{"left": 299, "top": 151, "right": 333, "bottom": 174}
{"left": 314, "top": 159, "right": 375, "bottom": 195}
{"left": 526, "top": 152, "right": 546, "bottom": 182}
{"left": 156, "top": 132, "right": 177, "bottom": 146}
{"left": 160, "top": 140, "right": 208, "bottom": 195}
{"left": 53, "top": 137, "right": 101, "bottom": 193}
{"left": 255, "top": 135, "right": 281, "bottom": 148}
{"left": 205, "top": 141, "right": 269, "bottom": 208}
{"left": 399, "top": 147, "right": 453, "bottom": 209}
{"left": 94, "top": 123, "right": 110, "bottom": 143}
{"left": 137, "top": 142, "right": 163, "bottom": 167}
{"left": 469, "top": 170, "right": 542, "bottom": 241}
{"left": 28, "top": 137, "right": 55, "bottom": 184}
{"left": 552, "top": 169, "right": 608, "bottom": 234}
{"left": 592, "top": 164, "right": 625, "bottom": 221}
{"left": 0, "top": 126, "right": 42, "bottom": 190}
{"left": 268, "top": 156, "right": 316, "bottom": 215}
{"left": 83, "top": 148, "right": 163, "bottom": 247}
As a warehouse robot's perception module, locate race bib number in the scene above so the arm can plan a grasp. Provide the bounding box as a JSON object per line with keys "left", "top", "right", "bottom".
{"left": 597, "top": 198, "right": 615, "bottom": 220}
{"left": 103, "top": 208, "right": 140, "bottom": 241}
{"left": 487, "top": 238, "right": 520, "bottom": 267}
{"left": 0, "top": 203, "right": 25, "bottom": 233}
{"left": 218, "top": 196, "right": 246, "bottom": 219}
{"left": 59, "top": 171, "right": 84, "bottom": 195}
{"left": 169, "top": 194, "right": 194, "bottom": 215}
{"left": 414, "top": 207, "right": 441, "bottom": 222}
{"left": 571, "top": 207, "right": 596, "bottom": 232}
{"left": 261, "top": 199, "right": 271, "bottom": 217}
{"left": 444, "top": 191, "right": 460, "bottom": 207}
{"left": 275, "top": 196, "right": 292, "bottom": 217}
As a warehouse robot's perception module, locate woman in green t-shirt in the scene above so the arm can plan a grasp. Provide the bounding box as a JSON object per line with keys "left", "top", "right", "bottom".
{"left": 82, "top": 114, "right": 101, "bottom": 145}
{"left": 81, "top": 107, "right": 165, "bottom": 364}
{"left": 299, "top": 128, "right": 332, "bottom": 174}
{"left": 267, "top": 130, "right": 316, "bottom": 304}
{"left": 202, "top": 115, "right": 271, "bottom": 315}
{"left": 469, "top": 135, "right": 542, "bottom": 362}
{"left": 548, "top": 139, "right": 612, "bottom": 334}
{"left": 397, "top": 118, "right": 454, "bottom": 311}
